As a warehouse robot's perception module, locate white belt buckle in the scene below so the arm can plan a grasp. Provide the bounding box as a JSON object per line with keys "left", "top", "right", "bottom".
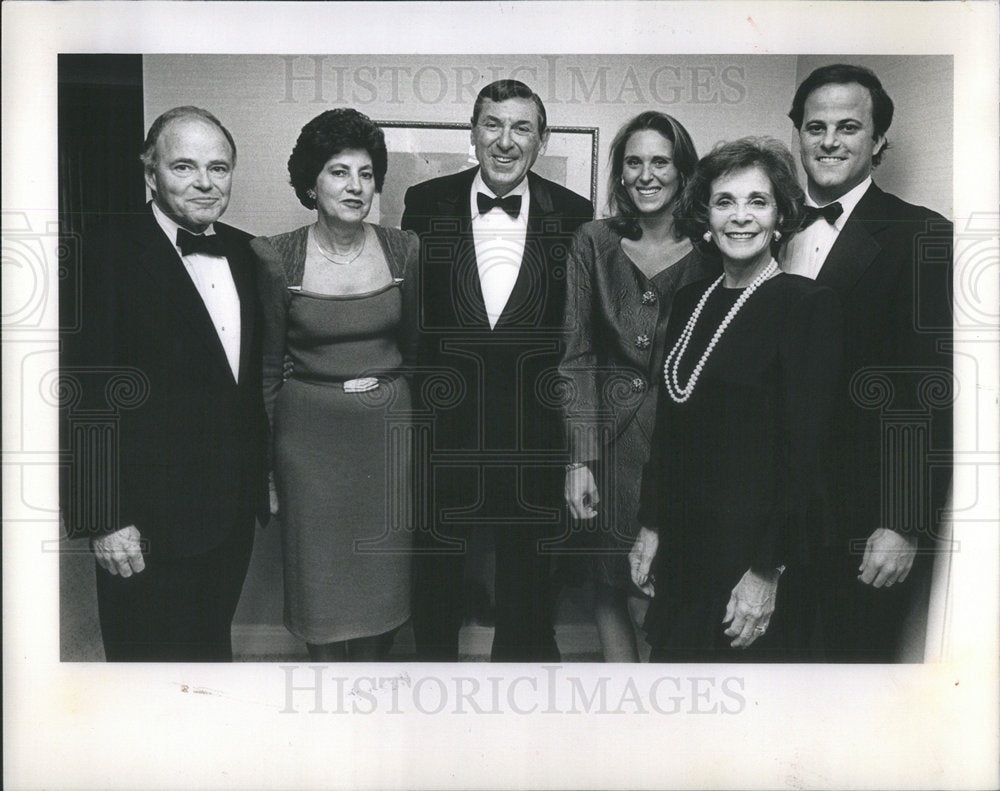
{"left": 343, "top": 377, "right": 379, "bottom": 393}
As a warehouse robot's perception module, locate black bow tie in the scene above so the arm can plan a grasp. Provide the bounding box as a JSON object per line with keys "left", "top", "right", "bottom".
{"left": 477, "top": 192, "right": 522, "bottom": 219}
{"left": 800, "top": 201, "right": 844, "bottom": 229}
{"left": 176, "top": 228, "right": 226, "bottom": 257}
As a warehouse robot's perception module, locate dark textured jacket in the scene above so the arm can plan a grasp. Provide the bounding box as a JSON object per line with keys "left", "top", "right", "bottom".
{"left": 558, "top": 219, "right": 716, "bottom": 463}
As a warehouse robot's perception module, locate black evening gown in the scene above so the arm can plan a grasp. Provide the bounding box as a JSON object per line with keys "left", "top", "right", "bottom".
{"left": 637, "top": 272, "right": 841, "bottom": 661}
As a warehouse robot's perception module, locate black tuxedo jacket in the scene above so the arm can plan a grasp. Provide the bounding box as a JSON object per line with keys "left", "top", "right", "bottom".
{"left": 811, "top": 183, "right": 953, "bottom": 549}
{"left": 65, "top": 204, "right": 269, "bottom": 558}
{"left": 401, "top": 168, "right": 593, "bottom": 517}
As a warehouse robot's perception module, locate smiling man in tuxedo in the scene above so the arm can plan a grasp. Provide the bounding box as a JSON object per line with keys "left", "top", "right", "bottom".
{"left": 401, "top": 80, "right": 593, "bottom": 661}
{"left": 67, "top": 107, "right": 268, "bottom": 661}
{"left": 781, "top": 64, "right": 953, "bottom": 661}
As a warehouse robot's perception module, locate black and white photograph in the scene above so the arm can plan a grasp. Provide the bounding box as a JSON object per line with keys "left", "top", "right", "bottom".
{"left": 3, "top": 2, "right": 998, "bottom": 789}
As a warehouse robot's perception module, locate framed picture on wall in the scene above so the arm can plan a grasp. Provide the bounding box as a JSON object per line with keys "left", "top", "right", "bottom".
{"left": 371, "top": 120, "right": 599, "bottom": 228}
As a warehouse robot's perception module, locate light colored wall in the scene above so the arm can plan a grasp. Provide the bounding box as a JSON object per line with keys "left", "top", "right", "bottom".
{"left": 794, "top": 55, "right": 952, "bottom": 218}
{"left": 144, "top": 54, "right": 798, "bottom": 234}
{"left": 144, "top": 53, "right": 953, "bottom": 231}
{"left": 141, "top": 54, "right": 953, "bottom": 635}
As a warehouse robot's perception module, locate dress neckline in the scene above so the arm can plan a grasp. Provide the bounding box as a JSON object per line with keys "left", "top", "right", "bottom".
{"left": 279, "top": 223, "right": 403, "bottom": 291}
{"left": 289, "top": 279, "right": 401, "bottom": 301}
{"left": 611, "top": 221, "right": 692, "bottom": 284}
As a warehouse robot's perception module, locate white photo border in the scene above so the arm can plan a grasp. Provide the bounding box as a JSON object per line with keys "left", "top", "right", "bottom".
{"left": 3, "top": 2, "right": 998, "bottom": 790}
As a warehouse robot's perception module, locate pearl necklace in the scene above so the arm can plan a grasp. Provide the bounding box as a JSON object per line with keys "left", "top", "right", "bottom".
{"left": 313, "top": 226, "right": 367, "bottom": 265}
{"left": 663, "top": 259, "right": 778, "bottom": 403}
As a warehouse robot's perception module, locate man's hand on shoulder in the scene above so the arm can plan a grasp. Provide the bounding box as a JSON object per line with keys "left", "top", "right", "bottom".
{"left": 858, "top": 528, "right": 916, "bottom": 588}
{"left": 92, "top": 525, "right": 146, "bottom": 577}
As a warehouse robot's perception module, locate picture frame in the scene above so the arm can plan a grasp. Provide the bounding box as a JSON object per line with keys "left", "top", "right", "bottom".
{"left": 371, "top": 121, "right": 599, "bottom": 228}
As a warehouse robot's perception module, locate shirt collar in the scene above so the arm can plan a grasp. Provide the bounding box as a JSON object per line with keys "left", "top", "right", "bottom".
{"left": 471, "top": 170, "right": 530, "bottom": 219}
{"left": 805, "top": 176, "right": 872, "bottom": 230}
{"left": 151, "top": 201, "right": 217, "bottom": 253}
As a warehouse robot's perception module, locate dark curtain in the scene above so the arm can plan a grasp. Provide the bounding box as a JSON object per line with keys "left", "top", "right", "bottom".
{"left": 59, "top": 55, "right": 144, "bottom": 535}
{"left": 58, "top": 54, "right": 144, "bottom": 241}
{"left": 59, "top": 54, "right": 144, "bottom": 339}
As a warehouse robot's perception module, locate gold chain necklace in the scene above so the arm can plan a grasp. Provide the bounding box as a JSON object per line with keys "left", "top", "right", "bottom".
{"left": 313, "top": 227, "right": 367, "bottom": 265}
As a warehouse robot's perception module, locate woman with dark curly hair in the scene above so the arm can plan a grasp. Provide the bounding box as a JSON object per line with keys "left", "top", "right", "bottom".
{"left": 630, "top": 137, "right": 842, "bottom": 661}
{"left": 252, "top": 108, "right": 418, "bottom": 661}
{"left": 558, "top": 111, "right": 714, "bottom": 661}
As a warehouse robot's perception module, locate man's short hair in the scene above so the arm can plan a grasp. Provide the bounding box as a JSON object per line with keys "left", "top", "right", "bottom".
{"left": 470, "top": 80, "right": 548, "bottom": 135}
{"left": 140, "top": 106, "right": 238, "bottom": 170}
{"left": 788, "top": 63, "right": 894, "bottom": 166}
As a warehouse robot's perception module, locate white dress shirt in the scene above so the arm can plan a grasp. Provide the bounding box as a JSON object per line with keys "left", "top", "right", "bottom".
{"left": 780, "top": 176, "right": 873, "bottom": 280}
{"left": 470, "top": 171, "right": 530, "bottom": 329}
{"left": 152, "top": 202, "right": 242, "bottom": 381}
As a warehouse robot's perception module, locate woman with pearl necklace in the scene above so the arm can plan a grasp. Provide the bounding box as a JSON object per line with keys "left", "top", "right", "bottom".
{"left": 630, "top": 137, "right": 842, "bottom": 661}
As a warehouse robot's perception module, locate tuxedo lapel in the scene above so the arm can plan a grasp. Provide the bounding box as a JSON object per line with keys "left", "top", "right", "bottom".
{"left": 493, "top": 172, "right": 555, "bottom": 329}
{"left": 131, "top": 209, "right": 239, "bottom": 381}
{"left": 445, "top": 168, "right": 489, "bottom": 328}
{"left": 222, "top": 228, "right": 256, "bottom": 385}
{"left": 816, "top": 185, "right": 886, "bottom": 296}
{"left": 436, "top": 170, "right": 474, "bottom": 225}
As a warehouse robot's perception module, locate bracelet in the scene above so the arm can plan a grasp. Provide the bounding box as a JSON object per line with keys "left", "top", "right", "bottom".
{"left": 565, "top": 462, "right": 587, "bottom": 472}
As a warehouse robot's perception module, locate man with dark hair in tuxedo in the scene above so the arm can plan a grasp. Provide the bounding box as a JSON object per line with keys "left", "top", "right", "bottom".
{"left": 66, "top": 106, "right": 268, "bottom": 661}
{"left": 402, "top": 80, "right": 593, "bottom": 661}
{"left": 782, "top": 64, "right": 953, "bottom": 661}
